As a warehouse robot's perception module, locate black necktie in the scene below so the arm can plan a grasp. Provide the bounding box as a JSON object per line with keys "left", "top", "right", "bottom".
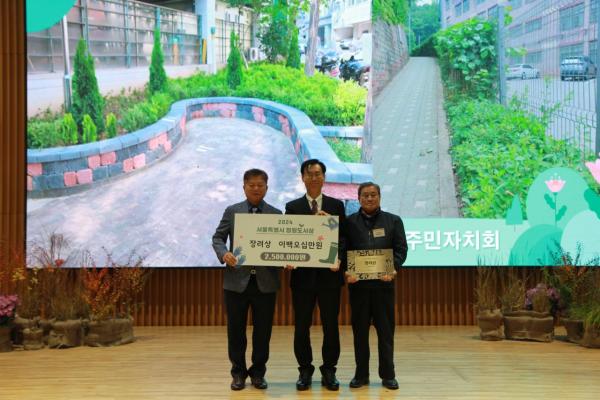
{"left": 311, "top": 199, "right": 318, "bottom": 215}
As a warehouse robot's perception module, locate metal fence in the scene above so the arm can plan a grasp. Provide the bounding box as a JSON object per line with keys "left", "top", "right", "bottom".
{"left": 214, "top": 18, "right": 253, "bottom": 65}
{"left": 27, "top": 0, "right": 202, "bottom": 73}
{"left": 498, "top": 0, "right": 600, "bottom": 160}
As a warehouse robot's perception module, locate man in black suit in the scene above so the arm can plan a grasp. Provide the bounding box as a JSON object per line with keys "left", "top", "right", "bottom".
{"left": 212, "top": 169, "right": 282, "bottom": 391}
{"left": 285, "top": 159, "right": 346, "bottom": 391}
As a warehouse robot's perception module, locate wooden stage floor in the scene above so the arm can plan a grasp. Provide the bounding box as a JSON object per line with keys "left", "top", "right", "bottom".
{"left": 2, "top": 326, "right": 599, "bottom": 399}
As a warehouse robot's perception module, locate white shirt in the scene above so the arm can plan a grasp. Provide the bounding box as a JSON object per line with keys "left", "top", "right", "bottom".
{"left": 305, "top": 193, "right": 323, "bottom": 212}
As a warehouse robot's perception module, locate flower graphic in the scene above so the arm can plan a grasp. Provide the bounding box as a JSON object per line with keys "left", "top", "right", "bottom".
{"left": 545, "top": 177, "right": 566, "bottom": 193}
{"left": 585, "top": 158, "right": 600, "bottom": 185}
{"left": 317, "top": 235, "right": 325, "bottom": 241}
{"left": 544, "top": 174, "right": 567, "bottom": 226}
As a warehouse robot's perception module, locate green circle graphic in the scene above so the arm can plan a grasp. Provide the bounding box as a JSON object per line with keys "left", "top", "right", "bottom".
{"left": 26, "top": 0, "right": 77, "bottom": 33}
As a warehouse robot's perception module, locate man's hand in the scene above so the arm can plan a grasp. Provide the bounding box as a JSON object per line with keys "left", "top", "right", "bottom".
{"left": 380, "top": 271, "right": 397, "bottom": 282}
{"left": 345, "top": 272, "right": 358, "bottom": 284}
{"left": 329, "top": 257, "right": 340, "bottom": 272}
{"left": 223, "top": 252, "right": 238, "bottom": 267}
{"left": 316, "top": 210, "right": 330, "bottom": 216}
{"left": 285, "top": 264, "right": 297, "bottom": 270}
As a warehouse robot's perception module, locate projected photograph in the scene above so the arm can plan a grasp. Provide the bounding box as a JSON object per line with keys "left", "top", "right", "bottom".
{"left": 368, "top": 0, "right": 600, "bottom": 265}
{"left": 25, "top": 0, "right": 371, "bottom": 267}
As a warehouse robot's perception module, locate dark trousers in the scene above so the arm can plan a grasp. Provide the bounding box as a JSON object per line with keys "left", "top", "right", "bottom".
{"left": 224, "top": 276, "right": 276, "bottom": 379}
{"left": 349, "top": 286, "right": 395, "bottom": 380}
{"left": 292, "top": 287, "right": 341, "bottom": 375}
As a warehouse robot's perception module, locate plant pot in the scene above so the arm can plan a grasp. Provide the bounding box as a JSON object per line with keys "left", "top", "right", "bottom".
{"left": 503, "top": 310, "right": 554, "bottom": 342}
{"left": 11, "top": 315, "right": 38, "bottom": 346}
{"left": 581, "top": 324, "right": 600, "bottom": 349}
{"left": 0, "top": 324, "right": 13, "bottom": 352}
{"left": 48, "top": 319, "right": 84, "bottom": 348}
{"left": 85, "top": 317, "right": 134, "bottom": 347}
{"left": 562, "top": 318, "right": 584, "bottom": 344}
{"left": 477, "top": 309, "right": 504, "bottom": 341}
{"left": 23, "top": 328, "right": 44, "bottom": 350}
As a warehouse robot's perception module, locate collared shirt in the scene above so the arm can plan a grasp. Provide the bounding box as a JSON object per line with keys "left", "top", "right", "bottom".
{"left": 305, "top": 193, "right": 323, "bottom": 212}
{"left": 246, "top": 199, "right": 265, "bottom": 214}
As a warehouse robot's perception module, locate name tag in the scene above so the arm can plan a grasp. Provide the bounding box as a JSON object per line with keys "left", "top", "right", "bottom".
{"left": 372, "top": 228, "right": 385, "bottom": 238}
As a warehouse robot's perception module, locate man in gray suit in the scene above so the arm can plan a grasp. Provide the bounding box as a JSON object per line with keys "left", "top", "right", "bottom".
{"left": 212, "top": 168, "right": 282, "bottom": 391}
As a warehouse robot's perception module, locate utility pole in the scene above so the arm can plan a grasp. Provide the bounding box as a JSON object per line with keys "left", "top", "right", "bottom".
{"left": 61, "top": 16, "right": 72, "bottom": 111}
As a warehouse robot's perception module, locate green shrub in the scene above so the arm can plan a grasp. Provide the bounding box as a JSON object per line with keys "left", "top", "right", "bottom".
{"left": 226, "top": 32, "right": 243, "bottom": 89}
{"left": 435, "top": 19, "right": 497, "bottom": 99}
{"left": 411, "top": 34, "right": 436, "bottom": 57}
{"left": 27, "top": 120, "right": 62, "bottom": 149}
{"left": 149, "top": 28, "right": 167, "bottom": 94}
{"left": 106, "top": 113, "right": 118, "bottom": 139}
{"left": 326, "top": 138, "right": 361, "bottom": 162}
{"left": 71, "top": 38, "right": 105, "bottom": 133}
{"left": 82, "top": 114, "right": 97, "bottom": 144}
{"left": 447, "top": 98, "right": 590, "bottom": 219}
{"left": 372, "top": 0, "right": 409, "bottom": 25}
{"left": 62, "top": 113, "right": 79, "bottom": 145}
{"left": 286, "top": 28, "right": 301, "bottom": 69}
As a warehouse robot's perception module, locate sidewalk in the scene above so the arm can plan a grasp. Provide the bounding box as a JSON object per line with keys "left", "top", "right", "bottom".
{"left": 27, "top": 64, "right": 209, "bottom": 116}
{"left": 371, "top": 57, "right": 459, "bottom": 218}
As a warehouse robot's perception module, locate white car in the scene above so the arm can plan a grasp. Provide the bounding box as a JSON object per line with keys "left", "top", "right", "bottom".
{"left": 507, "top": 64, "right": 540, "bottom": 80}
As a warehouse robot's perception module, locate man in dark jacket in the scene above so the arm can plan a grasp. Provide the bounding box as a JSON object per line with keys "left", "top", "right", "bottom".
{"left": 212, "top": 169, "right": 282, "bottom": 391}
{"left": 344, "top": 181, "right": 408, "bottom": 390}
{"left": 285, "top": 159, "right": 346, "bottom": 391}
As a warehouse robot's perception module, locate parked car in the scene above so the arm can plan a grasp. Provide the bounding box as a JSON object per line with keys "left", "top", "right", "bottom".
{"left": 507, "top": 64, "right": 540, "bottom": 80}
{"left": 340, "top": 55, "right": 370, "bottom": 87}
{"left": 560, "top": 56, "right": 597, "bottom": 81}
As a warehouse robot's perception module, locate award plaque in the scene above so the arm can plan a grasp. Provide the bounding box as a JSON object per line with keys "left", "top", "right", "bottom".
{"left": 347, "top": 249, "right": 395, "bottom": 280}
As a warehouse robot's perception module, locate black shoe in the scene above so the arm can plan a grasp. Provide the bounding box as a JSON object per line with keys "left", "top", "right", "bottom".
{"left": 349, "top": 377, "right": 369, "bottom": 388}
{"left": 230, "top": 375, "right": 246, "bottom": 391}
{"left": 382, "top": 378, "right": 399, "bottom": 390}
{"left": 296, "top": 373, "right": 312, "bottom": 391}
{"left": 321, "top": 371, "right": 340, "bottom": 391}
{"left": 250, "top": 376, "right": 268, "bottom": 389}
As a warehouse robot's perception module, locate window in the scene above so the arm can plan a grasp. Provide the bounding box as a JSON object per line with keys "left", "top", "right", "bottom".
{"left": 560, "top": 3, "right": 584, "bottom": 31}
{"left": 477, "top": 11, "right": 487, "bottom": 20}
{"left": 592, "top": 0, "right": 598, "bottom": 24}
{"left": 560, "top": 43, "right": 584, "bottom": 61}
{"left": 446, "top": 0, "right": 450, "bottom": 11}
{"left": 476, "top": 0, "right": 486, "bottom": 5}
{"left": 510, "top": 24, "right": 523, "bottom": 38}
{"left": 455, "top": 3, "right": 462, "bottom": 16}
{"left": 525, "top": 51, "right": 542, "bottom": 64}
{"left": 509, "top": 55, "right": 522, "bottom": 65}
{"left": 488, "top": 5, "right": 498, "bottom": 20}
{"left": 463, "top": 0, "right": 470, "bottom": 13}
{"left": 590, "top": 41, "right": 598, "bottom": 63}
{"left": 510, "top": 0, "right": 523, "bottom": 9}
{"left": 525, "top": 18, "right": 542, "bottom": 33}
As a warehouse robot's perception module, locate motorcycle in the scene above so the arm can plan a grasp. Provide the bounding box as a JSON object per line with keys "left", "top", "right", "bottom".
{"left": 316, "top": 50, "right": 340, "bottom": 78}
{"left": 340, "top": 55, "right": 370, "bottom": 87}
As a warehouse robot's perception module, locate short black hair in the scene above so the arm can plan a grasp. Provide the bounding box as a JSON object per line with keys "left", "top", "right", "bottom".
{"left": 243, "top": 168, "right": 268, "bottom": 183}
{"left": 300, "top": 159, "right": 326, "bottom": 175}
{"left": 358, "top": 181, "right": 381, "bottom": 197}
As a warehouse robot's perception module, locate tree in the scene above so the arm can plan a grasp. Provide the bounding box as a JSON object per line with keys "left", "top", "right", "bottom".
{"left": 286, "top": 27, "right": 301, "bottom": 69}
{"left": 411, "top": 1, "right": 440, "bottom": 46}
{"left": 149, "top": 28, "right": 167, "bottom": 94}
{"left": 304, "top": 0, "right": 319, "bottom": 77}
{"left": 506, "top": 195, "right": 524, "bottom": 230}
{"left": 227, "top": 32, "right": 243, "bottom": 89}
{"left": 71, "top": 38, "right": 105, "bottom": 134}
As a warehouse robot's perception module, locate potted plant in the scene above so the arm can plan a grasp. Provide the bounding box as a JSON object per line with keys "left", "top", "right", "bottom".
{"left": 474, "top": 267, "right": 503, "bottom": 340}
{"left": 83, "top": 251, "right": 149, "bottom": 347}
{"left": 503, "top": 283, "right": 557, "bottom": 343}
{"left": 0, "top": 294, "right": 19, "bottom": 352}
{"left": 568, "top": 267, "right": 600, "bottom": 349}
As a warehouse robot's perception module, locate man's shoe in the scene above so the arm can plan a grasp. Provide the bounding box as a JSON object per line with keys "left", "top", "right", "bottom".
{"left": 321, "top": 371, "right": 340, "bottom": 391}
{"left": 382, "top": 378, "right": 399, "bottom": 390}
{"left": 349, "top": 377, "right": 369, "bottom": 388}
{"left": 296, "top": 374, "right": 312, "bottom": 391}
{"left": 230, "top": 375, "right": 246, "bottom": 391}
{"left": 250, "top": 376, "right": 268, "bottom": 389}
